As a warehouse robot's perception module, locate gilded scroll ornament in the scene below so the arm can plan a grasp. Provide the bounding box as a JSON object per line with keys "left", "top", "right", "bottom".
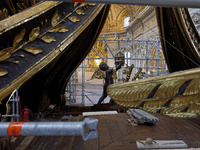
{"left": 68, "top": 16, "right": 80, "bottom": 23}
{"left": 0, "top": 68, "right": 8, "bottom": 76}
{"left": 40, "top": 35, "right": 56, "bottom": 43}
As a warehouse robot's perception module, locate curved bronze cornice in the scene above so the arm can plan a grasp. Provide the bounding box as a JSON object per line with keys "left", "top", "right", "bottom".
{"left": 156, "top": 7, "right": 200, "bottom": 72}
{"left": 0, "top": 1, "right": 62, "bottom": 35}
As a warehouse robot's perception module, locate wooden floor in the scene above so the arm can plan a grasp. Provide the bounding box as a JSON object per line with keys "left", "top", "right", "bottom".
{"left": 11, "top": 113, "right": 200, "bottom": 150}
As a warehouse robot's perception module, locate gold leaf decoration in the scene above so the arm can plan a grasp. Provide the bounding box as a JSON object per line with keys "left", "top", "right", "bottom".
{"left": 16, "top": 3, "right": 24, "bottom": 11}
{"left": 0, "top": 8, "right": 9, "bottom": 21}
{"left": 107, "top": 67, "right": 200, "bottom": 118}
{"left": 51, "top": 10, "right": 60, "bottom": 26}
{"left": 76, "top": 9, "right": 85, "bottom": 15}
{"left": 21, "top": 0, "right": 29, "bottom": 7}
{"left": 41, "top": 21, "right": 44, "bottom": 26}
{"left": 19, "top": 54, "right": 25, "bottom": 58}
{"left": 21, "top": 3, "right": 27, "bottom": 9}
{"left": 30, "top": 0, "right": 36, "bottom": 6}
{"left": 48, "top": 25, "right": 69, "bottom": 33}
{"left": 74, "top": 2, "right": 79, "bottom": 8}
{"left": 0, "top": 68, "right": 8, "bottom": 77}
{"left": 87, "top": 3, "right": 96, "bottom": 6}
{"left": 40, "top": 35, "right": 56, "bottom": 43}
{"left": 0, "top": 47, "right": 15, "bottom": 61}
{"left": 23, "top": 46, "right": 43, "bottom": 55}
{"left": 88, "top": 68, "right": 106, "bottom": 81}
{"left": 9, "top": 60, "right": 20, "bottom": 64}
{"left": 68, "top": 16, "right": 80, "bottom": 23}
{"left": 3, "top": 8, "right": 8, "bottom": 18}
{"left": 29, "top": 27, "right": 40, "bottom": 42}
{"left": 6, "top": 0, "right": 16, "bottom": 14}
{"left": 77, "top": 3, "right": 88, "bottom": 9}
{"left": 0, "top": 10, "right": 3, "bottom": 20}
{"left": 13, "top": 28, "right": 26, "bottom": 48}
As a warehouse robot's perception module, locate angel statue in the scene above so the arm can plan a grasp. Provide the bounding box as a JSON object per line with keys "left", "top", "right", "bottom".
{"left": 88, "top": 62, "right": 123, "bottom": 104}
{"left": 97, "top": 62, "right": 123, "bottom": 104}
{"left": 88, "top": 52, "right": 125, "bottom": 104}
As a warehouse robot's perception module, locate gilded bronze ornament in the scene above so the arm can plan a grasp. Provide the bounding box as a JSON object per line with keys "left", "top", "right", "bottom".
{"left": 51, "top": 10, "right": 61, "bottom": 26}
{"left": 68, "top": 16, "right": 80, "bottom": 23}
{"left": 123, "top": 64, "right": 134, "bottom": 82}
{"left": 0, "top": 68, "right": 8, "bottom": 76}
{"left": 76, "top": 9, "right": 85, "bottom": 15}
{"left": 1, "top": 0, "right": 42, "bottom": 21}
{"left": 88, "top": 68, "right": 106, "bottom": 81}
{"left": 40, "top": 36, "right": 56, "bottom": 43}
{"left": 23, "top": 47, "right": 43, "bottom": 55}
{"left": 48, "top": 25, "right": 69, "bottom": 33}
{"left": 115, "top": 51, "right": 125, "bottom": 66}
{"left": 132, "top": 68, "right": 145, "bottom": 81}
{"left": 0, "top": 47, "right": 15, "bottom": 62}
{"left": 29, "top": 27, "right": 40, "bottom": 42}
{"left": 13, "top": 28, "right": 26, "bottom": 48}
{"left": 108, "top": 68, "right": 200, "bottom": 118}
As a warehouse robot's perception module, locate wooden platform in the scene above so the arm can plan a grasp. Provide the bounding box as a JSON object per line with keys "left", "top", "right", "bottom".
{"left": 10, "top": 113, "right": 200, "bottom": 150}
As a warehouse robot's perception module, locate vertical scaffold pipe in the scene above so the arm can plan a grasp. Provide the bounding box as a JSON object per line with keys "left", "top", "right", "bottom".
{"left": 0, "top": 118, "right": 98, "bottom": 141}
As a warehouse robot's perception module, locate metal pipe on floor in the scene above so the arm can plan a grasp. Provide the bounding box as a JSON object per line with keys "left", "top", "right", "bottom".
{"left": 0, "top": 118, "right": 98, "bottom": 141}
{"left": 46, "top": 0, "right": 200, "bottom": 8}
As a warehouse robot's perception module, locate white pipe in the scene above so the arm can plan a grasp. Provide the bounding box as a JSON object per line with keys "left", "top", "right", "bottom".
{"left": 46, "top": 0, "right": 200, "bottom": 8}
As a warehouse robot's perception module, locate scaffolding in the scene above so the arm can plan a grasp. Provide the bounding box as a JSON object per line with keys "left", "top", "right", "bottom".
{"left": 66, "top": 32, "right": 168, "bottom": 106}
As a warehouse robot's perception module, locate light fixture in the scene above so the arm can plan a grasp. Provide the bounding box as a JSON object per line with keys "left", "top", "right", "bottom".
{"left": 95, "top": 59, "right": 100, "bottom": 65}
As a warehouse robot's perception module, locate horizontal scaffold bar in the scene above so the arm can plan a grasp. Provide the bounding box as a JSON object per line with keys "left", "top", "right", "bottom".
{"left": 47, "top": 0, "right": 200, "bottom": 8}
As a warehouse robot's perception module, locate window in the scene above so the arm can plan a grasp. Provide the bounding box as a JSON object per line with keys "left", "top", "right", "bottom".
{"left": 124, "top": 16, "right": 130, "bottom": 27}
